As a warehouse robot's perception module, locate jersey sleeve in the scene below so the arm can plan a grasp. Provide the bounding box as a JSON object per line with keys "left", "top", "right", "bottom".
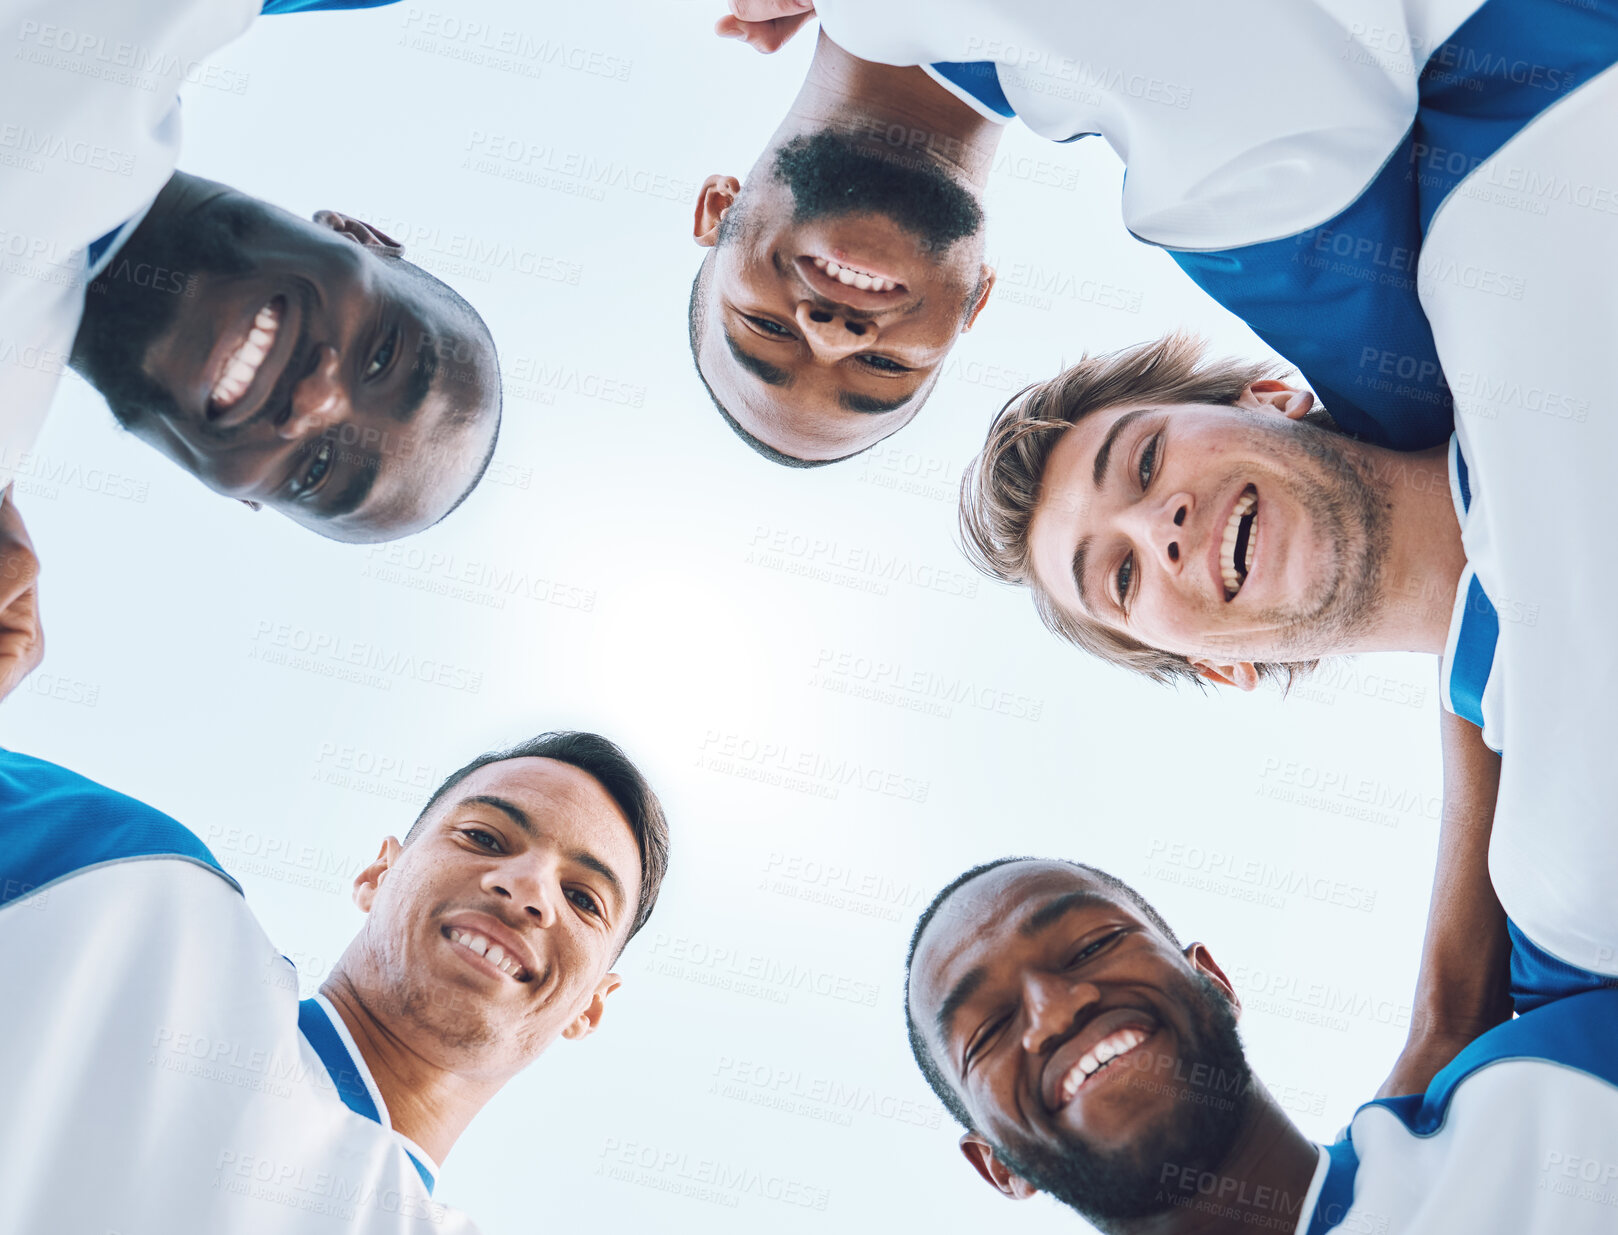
{"left": 0, "top": 748, "right": 235, "bottom": 909}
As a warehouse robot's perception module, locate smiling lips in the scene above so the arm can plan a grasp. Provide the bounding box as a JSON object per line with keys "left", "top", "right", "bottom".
{"left": 1219, "top": 486, "right": 1259, "bottom": 601}
{"left": 447, "top": 927, "right": 530, "bottom": 981}
{"left": 1054, "top": 1025, "right": 1153, "bottom": 1107}
{"left": 209, "top": 298, "right": 282, "bottom": 414}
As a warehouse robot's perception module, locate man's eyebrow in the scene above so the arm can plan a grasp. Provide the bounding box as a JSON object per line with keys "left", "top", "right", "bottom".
{"left": 1092, "top": 407, "right": 1153, "bottom": 488}
{"left": 724, "top": 330, "right": 792, "bottom": 387}
{"left": 463, "top": 794, "right": 533, "bottom": 834}
{"left": 1072, "top": 535, "right": 1097, "bottom": 616}
{"left": 395, "top": 333, "right": 441, "bottom": 424}
{"left": 839, "top": 388, "right": 915, "bottom": 414}
{"left": 569, "top": 847, "right": 627, "bottom": 913}
{"left": 935, "top": 964, "right": 988, "bottom": 1057}
{"left": 1020, "top": 891, "right": 1114, "bottom": 937}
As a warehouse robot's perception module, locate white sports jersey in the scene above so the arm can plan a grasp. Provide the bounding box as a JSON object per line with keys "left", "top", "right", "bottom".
{"left": 812, "top": 0, "right": 1618, "bottom": 451}
{"left": 0, "top": 749, "right": 481, "bottom": 1233}
{"left": 0, "top": 0, "right": 395, "bottom": 493}
{"left": 0, "top": 0, "right": 259, "bottom": 491}
{"left": 1425, "top": 60, "right": 1618, "bottom": 979}
{"left": 1298, "top": 988, "right": 1618, "bottom": 1234}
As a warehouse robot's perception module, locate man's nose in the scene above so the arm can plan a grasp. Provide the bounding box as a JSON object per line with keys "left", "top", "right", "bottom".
{"left": 484, "top": 860, "right": 559, "bottom": 929}
{"left": 794, "top": 302, "right": 877, "bottom": 362}
{"left": 277, "top": 343, "right": 350, "bottom": 440}
{"left": 1122, "top": 493, "right": 1193, "bottom": 574}
{"left": 1021, "top": 974, "right": 1102, "bottom": 1054}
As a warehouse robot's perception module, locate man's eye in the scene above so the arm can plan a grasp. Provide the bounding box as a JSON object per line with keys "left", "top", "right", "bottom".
{"left": 462, "top": 827, "right": 501, "bottom": 850}
{"left": 1067, "top": 930, "right": 1124, "bottom": 968}
{"left": 859, "top": 354, "right": 910, "bottom": 373}
{"left": 965, "top": 1016, "right": 1008, "bottom": 1071}
{"left": 287, "top": 439, "right": 333, "bottom": 498}
{"left": 745, "top": 315, "right": 794, "bottom": 339}
{"left": 1115, "top": 555, "right": 1135, "bottom": 608}
{"left": 365, "top": 327, "right": 399, "bottom": 380}
{"left": 567, "top": 888, "right": 603, "bottom": 918}
{"left": 1138, "top": 434, "right": 1160, "bottom": 488}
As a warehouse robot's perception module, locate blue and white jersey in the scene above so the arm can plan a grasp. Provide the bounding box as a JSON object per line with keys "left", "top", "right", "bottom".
{"left": 0, "top": 749, "right": 480, "bottom": 1234}
{"left": 1422, "top": 55, "right": 1618, "bottom": 981}
{"left": 812, "top": 0, "right": 1618, "bottom": 450}
{"left": 1299, "top": 986, "right": 1618, "bottom": 1234}
{"left": 0, "top": 0, "right": 398, "bottom": 494}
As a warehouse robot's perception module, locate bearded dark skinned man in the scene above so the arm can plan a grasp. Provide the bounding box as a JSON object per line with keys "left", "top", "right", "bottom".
{"left": 906, "top": 857, "right": 1618, "bottom": 1235}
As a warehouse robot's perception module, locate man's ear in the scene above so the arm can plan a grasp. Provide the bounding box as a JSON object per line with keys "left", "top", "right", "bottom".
{"left": 693, "top": 175, "right": 741, "bottom": 247}
{"left": 312, "top": 210, "right": 405, "bottom": 258}
{"left": 562, "top": 971, "right": 623, "bottom": 1041}
{"left": 1190, "top": 659, "right": 1260, "bottom": 691}
{"left": 963, "top": 265, "right": 997, "bottom": 331}
{"left": 1184, "top": 942, "right": 1242, "bottom": 1019}
{"left": 1236, "top": 379, "right": 1314, "bottom": 420}
{"left": 352, "top": 837, "right": 404, "bottom": 913}
{"left": 959, "top": 1133, "right": 1039, "bottom": 1200}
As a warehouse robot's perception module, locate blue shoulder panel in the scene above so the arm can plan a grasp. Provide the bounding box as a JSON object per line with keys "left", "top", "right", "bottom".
{"left": 1311, "top": 987, "right": 1618, "bottom": 1231}
{"left": 1377, "top": 987, "right": 1618, "bottom": 1130}
{"left": 1170, "top": 0, "right": 1618, "bottom": 450}
{"left": 929, "top": 61, "right": 1016, "bottom": 119}
{"left": 261, "top": 0, "right": 400, "bottom": 13}
{"left": 0, "top": 748, "right": 234, "bottom": 909}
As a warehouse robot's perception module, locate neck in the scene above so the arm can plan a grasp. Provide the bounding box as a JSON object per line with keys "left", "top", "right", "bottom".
{"left": 1117, "top": 1088, "right": 1320, "bottom": 1235}
{"left": 763, "top": 31, "right": 1003, "bottom": 185}
{"left": 319, "top": 965, "right": 500, "bottom": 1166}
{"left": 1348, "top": 442, "right": 1468, "bottom": 657}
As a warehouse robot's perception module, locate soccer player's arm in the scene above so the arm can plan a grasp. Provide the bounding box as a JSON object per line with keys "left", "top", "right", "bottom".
{"left": 1376, "top": 709, "right": 1512, "bottom": 1099}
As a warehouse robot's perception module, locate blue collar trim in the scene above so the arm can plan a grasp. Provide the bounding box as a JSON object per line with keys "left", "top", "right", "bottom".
{"left": 297, "top": 997, "right": 436, "bottom": 1195}
{"left": 1444, "top": 438, "right": 1496, "bottom": 732}
{"left": 929, "top": 61, "right": 1016, "bottom": 118}
{"left": 1305, "top": 1138, "right": 1361, "bottom": 1235}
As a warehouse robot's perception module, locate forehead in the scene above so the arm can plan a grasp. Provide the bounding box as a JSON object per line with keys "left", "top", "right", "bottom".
{"left": 439, "top": 757, "right": 639, "bottom": 877}
{"left": 911, "top": 862, "right": 1132, "bottom": 1016}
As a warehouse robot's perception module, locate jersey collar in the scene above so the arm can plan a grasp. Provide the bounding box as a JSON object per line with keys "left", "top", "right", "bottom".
{"left": 1438, "top": 434, "right": 1500, "bottom": 745}
{"left": 297, "top": 994, "right": 440, "bottom": 1194}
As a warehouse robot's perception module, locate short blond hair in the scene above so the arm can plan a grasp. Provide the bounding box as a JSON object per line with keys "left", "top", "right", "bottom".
{"left": 959, "top": 333, "right": 1328, "bottom": 686}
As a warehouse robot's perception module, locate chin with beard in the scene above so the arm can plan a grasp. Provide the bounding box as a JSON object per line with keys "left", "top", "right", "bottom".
{"left": 1239, "top": 411, "right": 1391, "bottom": 666}
{"left": 70, "top": 196, "right": 257, "bottom": 431}
{"left": 770, "top": 129, "right": 983, "bottom": 253}
{"left": 992, "top": 972, "right": 1254, "bottom": 1228}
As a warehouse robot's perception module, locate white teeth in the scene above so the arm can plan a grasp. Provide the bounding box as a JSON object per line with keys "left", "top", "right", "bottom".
{"left": 1058, "top": 1028, "right": 1150, "bottom": 1103}
{"left": 209, "top": 299, "right": 281, "bottom": 410}
{"left": 812, "top": 256, "right": 898, "bottom": 293}
{"left": 1220, "top": 490, "right": 1257, "bottom": 599}
{"left": 449, "top": 928, "right": 524, "bottom": 978}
